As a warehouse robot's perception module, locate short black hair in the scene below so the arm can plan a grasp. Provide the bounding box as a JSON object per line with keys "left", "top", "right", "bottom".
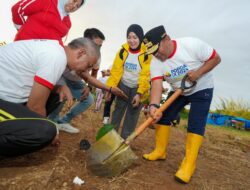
{"left": 83, "top": 28, "right": 105, "bottom": 40}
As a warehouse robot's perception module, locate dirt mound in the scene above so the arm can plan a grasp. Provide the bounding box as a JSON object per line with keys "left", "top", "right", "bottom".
{"left": 0, "top": 109, "right": 249, "bottom": 190}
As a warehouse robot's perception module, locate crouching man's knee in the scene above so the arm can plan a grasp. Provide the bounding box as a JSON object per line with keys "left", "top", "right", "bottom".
{"left": 0, "top": 119, "right": 57, "bottom": 157}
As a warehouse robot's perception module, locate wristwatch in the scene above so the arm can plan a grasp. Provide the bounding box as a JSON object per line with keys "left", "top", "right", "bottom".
{"left": 149, "top": 103, "right": 160, "bottom": 109}
{"left": 86, "top": 84, "right": 93, "bottom": 92}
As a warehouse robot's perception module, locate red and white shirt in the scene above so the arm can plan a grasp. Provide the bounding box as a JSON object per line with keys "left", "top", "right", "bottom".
{"left": 12, "top": 0, "right": 71, "bottom": 46}
{"left": 0, "top": 40, "right": 66, "bottom": 103}
{"left": 151, "top": 37, "right": 216, "bottom": 95}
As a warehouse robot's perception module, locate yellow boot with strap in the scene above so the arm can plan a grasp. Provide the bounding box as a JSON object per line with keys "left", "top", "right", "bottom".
{"left": 175, "top": 133, "right": 203, "bottom": 183}
{"left": 143, "top": 124, "right": 170, "bottom": 161}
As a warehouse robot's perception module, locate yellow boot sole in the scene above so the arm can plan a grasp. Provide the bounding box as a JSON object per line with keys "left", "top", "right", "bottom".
{"left": 142, "top": 152, "right": 166, "bottom": 161}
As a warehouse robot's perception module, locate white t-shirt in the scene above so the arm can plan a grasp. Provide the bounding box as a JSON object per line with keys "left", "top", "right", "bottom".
{"left": 150, "top": 37, "right": 216, "bottom": 95}
{"left": 98, "top": 76, "right": 108, "bottom": 84}
{"left": 0, "top": 40, "right": 66, "bottom": 103}
{"left": 121, "top": 51, "right": 141, "bottom": 88}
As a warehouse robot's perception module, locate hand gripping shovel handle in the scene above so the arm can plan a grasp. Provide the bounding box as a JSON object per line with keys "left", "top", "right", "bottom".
{"left": 125, "top": 74, "right": 196, "bottom": 144}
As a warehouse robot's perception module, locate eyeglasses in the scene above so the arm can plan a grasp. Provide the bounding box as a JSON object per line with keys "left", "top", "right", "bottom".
{"left": 80, "top": 0, "right": 85, "bottom": 6}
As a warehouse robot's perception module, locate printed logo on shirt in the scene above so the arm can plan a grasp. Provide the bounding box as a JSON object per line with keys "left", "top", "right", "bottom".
{"left": 124, "top": 61, "right": 138, "bottom": 72}
{"left": 165, "top": 71, "right": 171, "bottom": 77}
{"left": 164, "top": 64, "right": 189, "bottom": 84}
{"left": 170, "top": 64, "right": 189, "bottom": 78}
{"left": 0, "top": 41, "right": 6, "bottom": 46}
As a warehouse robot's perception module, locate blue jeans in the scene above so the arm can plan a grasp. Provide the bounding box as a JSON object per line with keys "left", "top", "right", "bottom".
{"left": 48, "top": 78, "right": 94, "bottom": 123}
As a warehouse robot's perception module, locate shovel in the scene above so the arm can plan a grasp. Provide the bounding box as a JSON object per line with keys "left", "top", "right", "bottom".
{"left": 86, "top": 75, "right": 196, "bottom": 177}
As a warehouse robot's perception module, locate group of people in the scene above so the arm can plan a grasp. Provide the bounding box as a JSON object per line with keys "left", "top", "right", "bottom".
{"left": 0, "top": 0, "right": 126, "bottom": 156}
{"left": 0, "top": 0, "right": 221, "bottom": 184}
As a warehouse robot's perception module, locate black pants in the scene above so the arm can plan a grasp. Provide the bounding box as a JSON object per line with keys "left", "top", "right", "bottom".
{"left": 103, "top": 94, "right": 115, "bottom": 118}
{"left": 0, "top": 100, "right": 57, "bottom": 157}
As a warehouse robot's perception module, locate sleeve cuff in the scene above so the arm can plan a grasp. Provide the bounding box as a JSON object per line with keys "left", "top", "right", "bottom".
{"left": 34, "top": 76, "right": 54, "bottom": 90}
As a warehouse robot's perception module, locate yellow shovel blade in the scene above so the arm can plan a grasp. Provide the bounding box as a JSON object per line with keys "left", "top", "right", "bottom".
{"left": 87, "top": 129, "right": 137, "bottom": 177}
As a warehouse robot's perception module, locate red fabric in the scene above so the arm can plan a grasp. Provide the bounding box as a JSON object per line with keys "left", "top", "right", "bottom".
{"left": 128, "top": 48, "right": 141, "bottom": 54}
{"left": 168, "top": 40, "right": 177, "bottom": 59}
{"left": 208, "top": 49, "right": 216, "bottom": 61}
{"left": 12, "top": 0, "right": 71, "bottom": 46}
{"left": 151, "top": 76, "right": 163, "bottom": 81}
{"left": 34, "top": 75, "right": 54, "bottom": 90}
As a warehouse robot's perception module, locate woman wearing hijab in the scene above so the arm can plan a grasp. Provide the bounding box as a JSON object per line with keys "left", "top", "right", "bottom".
{"left": 106, "top": 24, "right": 152, "bottom": 139}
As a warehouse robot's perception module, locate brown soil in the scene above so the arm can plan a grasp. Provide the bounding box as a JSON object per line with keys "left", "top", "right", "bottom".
{"left": 0, "top": 107, "right": 250, "bottom": 190}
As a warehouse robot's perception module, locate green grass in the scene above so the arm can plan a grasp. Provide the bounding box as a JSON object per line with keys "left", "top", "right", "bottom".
{"left": 177, "top": 121, "right": 250, "bottom": 138}
{"left": 180, "top": 108, "right": 189, "bottom": 119}
{"left": 206, "top": 124, "right": 250, "bottom": 138}
{"left": 214, "top": 98, "right": 250, "bottom": 120}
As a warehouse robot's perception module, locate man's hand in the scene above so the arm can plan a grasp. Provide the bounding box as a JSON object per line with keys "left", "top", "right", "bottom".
{"left": 131, "top": 94, "right": 141, "bottom": 108}
{"left": 105, "top": 92, "right": 112, "bottom": 101}
{"left": 51, "top": 134, "right": 60, "bottom": 146}
{"left": 80, "top": 86, "right": 90, "bottom": 101}
{"left": 57, "top": 85, "right": 73, "bottom": 107}
{"left": 149, "top": 105, "right": 162, "bottom": 124}
{"left": 110, "top": 87, "right": 128, "bottom": 99}
{"left": 187, "top": 70, "right": 201, "bottom": 82}
{"left": 187, "top": 52, "right": 221, "bottom": 82}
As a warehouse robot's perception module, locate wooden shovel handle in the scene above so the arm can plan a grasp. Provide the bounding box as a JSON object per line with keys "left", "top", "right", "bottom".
{"left": 125, "top": 88, "right": 183, "bottom": 144}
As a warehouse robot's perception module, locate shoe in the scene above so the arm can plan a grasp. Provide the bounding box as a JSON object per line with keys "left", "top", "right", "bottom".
{"left": 175, "top": 133, "right": 203, "bottom": 183}
{"left": 56, "top": 123, "right": 80, "bottom": 134}
{"left": 103, "top": 117, "right": 110, "bottom": 124}
{"left": 143, "top": 124, "right": 170, "bottom": 161}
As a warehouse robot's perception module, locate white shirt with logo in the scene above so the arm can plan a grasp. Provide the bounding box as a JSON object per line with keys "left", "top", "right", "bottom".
{"left": 121, "top": 51, "right": 141, "bottom": 88}
{"left": 0, "top": 40, "right": 66, "bottom": 103}
{"left": 150, "top": 37, "right": 216, "bottom": 95}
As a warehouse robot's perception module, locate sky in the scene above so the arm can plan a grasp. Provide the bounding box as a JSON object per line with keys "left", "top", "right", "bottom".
{"left": 1, "top": 0, "right": 250, "bottom": 109}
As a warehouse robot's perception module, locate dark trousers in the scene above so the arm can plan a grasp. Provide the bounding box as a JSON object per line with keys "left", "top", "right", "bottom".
{"left": 167, "top": 91, "right": 181, "bottom": 125}
{"left": 158, "top": 88, "right": 213, "bottom": 136}
{"left": 111, "top": 82, "right": 143, "bottom": 139}
{"left": 103, "top": 94, "right": 115, "bottom": 118}
{"left": 0, "top": 99, "right": 57, "bottom": 157}
{"left": 46, "top": 93, "right": 61, "bottom": 115}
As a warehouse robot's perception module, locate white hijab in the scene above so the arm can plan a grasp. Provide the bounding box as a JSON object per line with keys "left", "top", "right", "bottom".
{"left": 57, "top": 0, "right": 69, "bottom": 19}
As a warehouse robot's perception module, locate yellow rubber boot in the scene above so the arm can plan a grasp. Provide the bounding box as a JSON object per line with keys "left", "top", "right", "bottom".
{"left": 143, "top": 125, "right": 170, "bottom": 161}
{"left": 175, "top": 133, "right": 203, "bottom": 183}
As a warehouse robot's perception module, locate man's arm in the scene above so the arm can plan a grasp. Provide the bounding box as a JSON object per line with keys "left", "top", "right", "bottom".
{"left": 80, "top": 71, "right": 128, "bottom": 99}
{"left": 81, "top": 71, "right": 110, "bottom": 91}
{"left": 27, "top": 81, "right": 51, "bottom": 116}
{"left": 90, "top": 68, "right": 99, "bottom": 79}
{"left": 188, "top": 52, "right": 221, "bottom": 82}
{"left": 150, "top": 79, "right": 163, "bottom": 105}
{"left": 149, "top": 79, "right": 164, "bottom": 123}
